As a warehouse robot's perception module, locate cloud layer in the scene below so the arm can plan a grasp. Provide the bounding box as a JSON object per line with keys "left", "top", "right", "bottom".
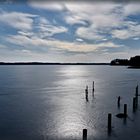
{"left": 0, "top": 2, "right": 140, "bottom": 62}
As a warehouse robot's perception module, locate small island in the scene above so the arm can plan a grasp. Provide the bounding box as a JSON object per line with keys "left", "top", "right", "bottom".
{"left": 110, "top": 55, "right": 140, "bottom": 68}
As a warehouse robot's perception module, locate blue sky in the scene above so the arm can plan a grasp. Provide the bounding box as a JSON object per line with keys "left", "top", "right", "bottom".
{"left": 0, "top": 2, "right": 140, "bottom": 62}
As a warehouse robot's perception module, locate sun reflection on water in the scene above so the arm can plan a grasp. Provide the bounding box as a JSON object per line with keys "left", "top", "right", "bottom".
{"left": 56, "top": 65, "right": 90, "bottom": 87}
{"left": 42, "top": 65, "right": 100, "bottom": 139}
{"left": 58, "top": 65, "right": 87, "bottom": 76}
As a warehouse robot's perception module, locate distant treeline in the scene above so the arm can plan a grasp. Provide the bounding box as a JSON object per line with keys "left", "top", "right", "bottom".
{"left": 110, "top": 56, "right": 140, "bottom": 67}
{"left": 0, "top": 62, "right": 109, "bottom": 65}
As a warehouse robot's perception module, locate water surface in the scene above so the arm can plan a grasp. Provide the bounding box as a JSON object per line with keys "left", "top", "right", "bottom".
{"left": 0, "top": 65, "right": 140, "bottom": 140}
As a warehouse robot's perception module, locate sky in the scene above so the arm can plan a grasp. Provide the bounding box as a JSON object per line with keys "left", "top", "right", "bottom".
{"left": 0, "top": 1, "right": 140, "bottom": 62}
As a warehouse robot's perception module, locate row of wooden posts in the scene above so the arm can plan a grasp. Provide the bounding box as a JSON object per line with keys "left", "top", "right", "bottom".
{"left": 83, "top": 84, "right": 139, "bottom": 140}
{"left": 108, "top": 85, "right": 139, "bottom": 133}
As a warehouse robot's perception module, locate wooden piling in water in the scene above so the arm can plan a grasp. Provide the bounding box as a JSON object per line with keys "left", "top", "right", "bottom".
{"left": 92, "top": 81, "right": 94, "bottom": 91}
{"left": 83, "top": 129, "right": 87, "bottom": 140}
{"left": 108, "top": 113, "right": 112, "bottom": 132}
{"left": 117, "top": 96, "right": 121, "bottom": 107}
{"left": 85, "top": 86, "right": 88, "bottom": 101}
{"left": 86, "top": 85, "right": 88, "bottom": 91}
{"left": 92, "top": 81, "right": 95, "bottom": 97}
{"left": 124, "top": 104, "right": 127, "bottom": 117}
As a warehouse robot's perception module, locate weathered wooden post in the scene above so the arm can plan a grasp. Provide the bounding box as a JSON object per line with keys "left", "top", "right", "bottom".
{"left": 83, "top": 129, "right": 87, "bottom": 140}
{"left": 124, "top": 104, "right": 127, "bottom": 117}
{"left": 92, "top": 81, "right": 94, "bottom": 92}
{"left": 86, "top": 85, "right": 88, "bottom": 91}
{"left": 85, "top": 86, "right": 88, "bottom": 101}
{"left": 117, "top": 96, "right": 121, "bottom": 107}
{"left": 108, "top": 113, "right": 112, "bottom": 132}
{"left": 92, "top": 81, "right": 95, "bottom": 97}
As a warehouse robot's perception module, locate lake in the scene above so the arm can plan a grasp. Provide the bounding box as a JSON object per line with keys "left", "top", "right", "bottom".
{"left": 0, "top": 65, "right": 140, "bottom": 140}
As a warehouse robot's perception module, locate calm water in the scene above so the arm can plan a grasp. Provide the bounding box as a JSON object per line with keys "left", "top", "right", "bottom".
{"left": 0, "top": 65, "right": 140, "bottom": 140}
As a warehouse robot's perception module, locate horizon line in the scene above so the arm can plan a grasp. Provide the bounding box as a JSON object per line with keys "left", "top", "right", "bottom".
{"left": 0, "top": 62, "right": 110, "bottom": 65}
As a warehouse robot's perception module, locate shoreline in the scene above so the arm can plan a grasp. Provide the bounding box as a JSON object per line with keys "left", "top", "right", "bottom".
{"left": 128, "top": 66, "right": 140, "bottom": 69}
{"left": 0, "top": 62, "right": 109, "bottom": 65}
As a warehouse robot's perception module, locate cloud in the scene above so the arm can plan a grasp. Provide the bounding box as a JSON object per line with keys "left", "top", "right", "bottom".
{"left": 0, "top": 11, "right": 37, "bottom": 31}
{"left": 64, "top": 2, "right": 122, "bottom": 25}
{"left": 38, "top": 17, "right": 68, "bottom": 37}
{"left": 28, "top": 2, "right": 140, "bottom": 41}
{"left": 133, "top": 37, "right": 140, "bottom": 40}
{"left": 37, "top": 24, "right": 68, "bottom": 38}
{"left": 65, "top": 2, "right": 119, "bottom": 15}
{"left": 124, "top": 3, "right": 140, "bottom": 16}
{"left": 65, "top": 15, "right": 87, "bottom": 25}
{"left": 0, "top": 11, "right": 68, "bottom": 39}
{"left": 66, "top": 2, "right": 140, "bottom": 41}
{"left": 76, "top": 25, "right": 104, "bottom": 40}
{"left": 1, "top": 2, "right": 140, "bottom": 63}
{"left": 112, "top": 29, "right": 130, "bottom": 39}
{"left": 18, "top": 31, "right": 34, "bottom": 37}
{"left": 112, "top": 24, "right": 140, "bottom": 39}
{"left": 5, "top": 34, "right": 121, "bottom": 53}
{"left": 6, "top": 35, "right": 49, "bottom": 48}
{"left": 61, "top": 3, "right": 123, "bottom": 40}
{"left": 0, "top": 44, "right": 7, "bottom": 49}
{"left": 76, "top": 38, "right": 84, "bottom": 42}
{"left": 29, "top": 2, "right": 65, "bottom": 11}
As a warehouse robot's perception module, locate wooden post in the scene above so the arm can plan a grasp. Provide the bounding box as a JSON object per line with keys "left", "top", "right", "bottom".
{"left": 92, "top": 81, "right": 94, "bottom": 97}
{"left": 86, "top": 85, "right": 88, "bottom": 91}
{"left": 124, "top": 104, "right": 127, "bottom": 117}
{"left": 117, "top": 96, "right": 121, "bottom": 107}
{"left": 93, "top": 81, "right": 94, "bottom": 91}
{"left": 108, "top": 113, "right": 112, "bottom": 132}
{"left": 83, "top": 129, "right": 87, "bottom": 140}
{"left": 85, "top": 86, "right": 88, "bottom": 101}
